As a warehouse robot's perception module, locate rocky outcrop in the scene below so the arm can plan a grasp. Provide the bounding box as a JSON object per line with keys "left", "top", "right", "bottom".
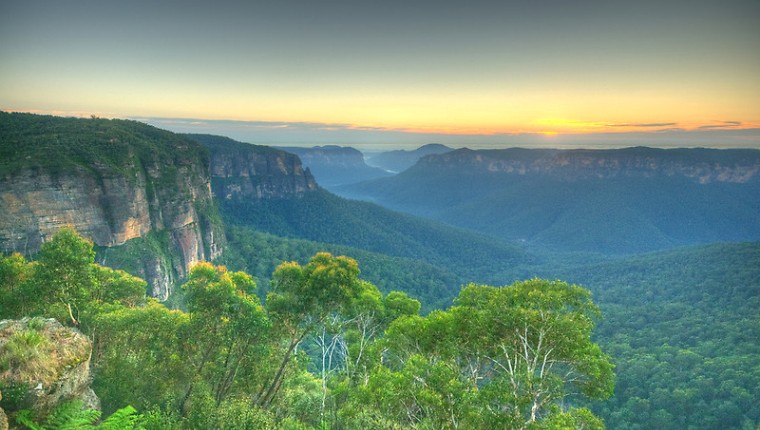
{"left": 0, "top": 318, "right": 98, "bottom": 423}
{"left": 0, "top": 113, "right": 223, "bottom": 299}
{"left": 186, "top": 134, "right": 318, "bottom": 200}
{"left": 0, "top": 389, "right": 7, "bottom": 430}
{"left": 417, "top": 147, "right": 760, "bottom": 184}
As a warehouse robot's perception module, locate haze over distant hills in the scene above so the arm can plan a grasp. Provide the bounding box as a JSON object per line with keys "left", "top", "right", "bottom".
{"left": 275, "top": 145, "right": 392, "bottom": 189}
{"left": 364, "top": 143, "right": 453, "bottom": 173}
{"left": 340, "top": 146, "right": 760, "bottom": 254}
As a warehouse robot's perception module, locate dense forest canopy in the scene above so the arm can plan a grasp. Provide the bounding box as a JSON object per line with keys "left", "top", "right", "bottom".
{"left": 1, "top": 229, "right": 614, "bottom": 429}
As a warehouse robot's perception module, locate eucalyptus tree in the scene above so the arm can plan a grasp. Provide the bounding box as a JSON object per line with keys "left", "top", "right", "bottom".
{"left": 180, "top": 262, "right": 270, "bottom": 411}
{"left": 375, "top": 279, "right": 615, "bottom": 429}
{"left": 257, "top": 252, "right": 365, "bottom": 409}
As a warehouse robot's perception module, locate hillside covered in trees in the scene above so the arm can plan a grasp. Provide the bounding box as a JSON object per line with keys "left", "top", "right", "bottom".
{"left": 1, "top": 114, "right": 758, "bottom": 429}
{"left": 1, "top": 229, "right": 615, "bottom": 429}
{"left": 339, "top": 147, "right": 760, "bottom": 254}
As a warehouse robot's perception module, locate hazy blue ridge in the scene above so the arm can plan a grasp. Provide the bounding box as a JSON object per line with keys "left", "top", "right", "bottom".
{"left": 341, "top": 147, "right": 760, "bottom": 254}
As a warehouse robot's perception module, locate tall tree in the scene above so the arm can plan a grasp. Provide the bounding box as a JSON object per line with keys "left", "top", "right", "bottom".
{"left": 257, "top": 253, "right": 364, "bottom": 408}
{"left": 180, "top": 262, "right": 270, "bottom": 411}
{"left": 27, "top": 227, "right": 96, "bottom": 325}
{"left": 376, "top": 279, "right": 615, "bottom": 429}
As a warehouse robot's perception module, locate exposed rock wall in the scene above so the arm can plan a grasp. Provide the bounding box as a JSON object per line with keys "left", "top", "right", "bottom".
{"left": 0, "top": 389, "right": 7, "bottom": 430}
{"left": 186, "top": 134, "right": 318, "bottom": 201}
{"left": 418, "top": 147, "right": 760, "bottom": 184}
{"left": 0, "top": 114, "right": 223, "bottom": 299}
{"left": 209, "top": 148, "right": 317, "bottom": 200}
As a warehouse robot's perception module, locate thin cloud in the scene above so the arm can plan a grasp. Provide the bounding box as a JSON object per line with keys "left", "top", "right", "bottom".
{"left": 129, "top": 116, "right": 760, "bottom": 150}
{"left": 607, "top": 122, "right": 678, "bottom": 128}
{"left": 699, "top": 121, "right": 742, "bottom": 130}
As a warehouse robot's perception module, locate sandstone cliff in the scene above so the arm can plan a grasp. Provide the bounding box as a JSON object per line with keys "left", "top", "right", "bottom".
{"left": 185, "top": 134, "right": 318, "bottom": 200}
{"left": 417, "top": 147, "right": 760, "bottom": 184}
{"left": 0, "top": 113, "right": 223, "bottom": 299}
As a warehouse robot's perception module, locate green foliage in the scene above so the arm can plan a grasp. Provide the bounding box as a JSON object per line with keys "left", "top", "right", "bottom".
{"left": 90, "top": 266, "right": 146, "bottom": 308}
{"left": 538, "top": 406, "right": 604, "bottom": 430}
{"left": 92, "top": 300, "right": 190, "bottom": 414}
{"left": 0, "top": 229, "right": 147, "bottom": 329}
{"left": 32, "top": 227, "right": 96, "bottom": 325}
{"left": 10, "top": 222, "right": 757, "bottom": 429}
{"left": 179, "top": 262, "right": 270, "bottom": 410}
{"left": 219, "top": 187, "right": 533, "bottom": 284}
{"left": 0, "top": 112, "right": 208, "bottom": 180}
{"left": 544, "top": 242, "right": 760, "bottom": 429}
{"left": 98, "top": 405, "right": 142, "bottom": 430}
{"left": 0, "top": 252, "right": 32, "bottom": 317}
{"left": 257, "top": 253, "right": 367, "bottom": 409}
{"left": 218, "top": 225, "right": 459, "bottom": 311}
{"left": 367, "top": 279, "right": 613, "bottom": 429}
{"left": 94, "top": 231, "right": 177, "bottom": 296}
{"left": 15, "top": 400, "right": 142, "bottom": 430}
{"left": 0, "top": 328, "right": 53, "bottom": 382}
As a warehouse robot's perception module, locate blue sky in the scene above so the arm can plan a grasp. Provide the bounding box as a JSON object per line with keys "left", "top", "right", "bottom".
{"left": 2, "top": 0, "right": 759, "bottom": 149}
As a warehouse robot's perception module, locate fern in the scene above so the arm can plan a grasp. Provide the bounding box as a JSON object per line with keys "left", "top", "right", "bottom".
{"left": 43, "top": 400, "right": 100, "bottom": 430}
{"left": 15, "top": 401, "right": 143, "bottom": 430}
{"left": 97, "top": 406, "right": 142, "bottom": 430}
{"left": 15, "top": 410, "right": 45, "bottom": 430}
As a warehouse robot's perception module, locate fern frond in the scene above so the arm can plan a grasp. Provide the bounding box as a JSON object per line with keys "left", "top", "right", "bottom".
{"left": 16, "top": 409, "right": 46, "bottom": 430}
{"left": 97, "top": 405, "right": 142, "bottom": 430}
{"left": 42, "top": 400, "right": 100, "bottom": 430}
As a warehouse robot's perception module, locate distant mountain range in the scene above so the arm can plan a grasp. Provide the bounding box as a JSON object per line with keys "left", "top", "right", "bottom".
{"left": 276, "top": 145, "right": 392, "bottom": 189}
{"left": 340, "top": 147, "right": 760, "bottom": 254}
{"left": 364, "top": 143, "right": 453, "bottom": 173}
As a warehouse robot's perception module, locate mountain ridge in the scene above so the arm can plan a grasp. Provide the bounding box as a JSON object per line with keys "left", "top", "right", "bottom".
{"left": 341, "top": 146, "right": 760, "bottom": 254}
{"left": 415, "top": 146, "right": 760, "bottom": 183}
{"left": 365, "top": 143, "right": 454, "bottom": 173}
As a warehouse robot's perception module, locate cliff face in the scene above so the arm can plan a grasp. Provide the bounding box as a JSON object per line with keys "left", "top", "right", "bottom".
{"left": 186, "top": 134, "right": 318, "bottom": 200}
{"left": 0, "top": 113, "right": 223, "bottom": 299}
{"left": 417, "top": 147, "right": 760, "bottom": 184}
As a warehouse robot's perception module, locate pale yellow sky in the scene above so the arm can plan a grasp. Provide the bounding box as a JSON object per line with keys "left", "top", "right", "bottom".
{"left": 1, "top": 0, "right": 759, "bottom": 144}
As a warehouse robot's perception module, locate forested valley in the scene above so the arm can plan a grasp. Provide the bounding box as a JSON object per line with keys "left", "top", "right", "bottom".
{"left": 1, "top": 113, "right": 759, "bottom": 429}
{"left": 1, "top": 229, "right": 616, "bottom": 429}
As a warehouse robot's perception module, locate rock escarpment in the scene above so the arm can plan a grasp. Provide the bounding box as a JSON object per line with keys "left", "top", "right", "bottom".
{"left": 0, "top": 113, "right": 223, "bottom": 299}
{"left": 418, "top": 147, "right": 760, "bottom": 183}
{"left": 186, "top": 134, "right": 318, "bottom": 200}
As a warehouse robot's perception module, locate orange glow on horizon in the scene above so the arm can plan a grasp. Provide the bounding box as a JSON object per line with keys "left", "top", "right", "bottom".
{"left": 3, "top": 108, "right": 759, "bottom": 139}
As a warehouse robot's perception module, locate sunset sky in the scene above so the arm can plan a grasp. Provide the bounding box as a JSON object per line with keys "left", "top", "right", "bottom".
{"left": 1, "top": 0, "right": 759, "bottom": 148}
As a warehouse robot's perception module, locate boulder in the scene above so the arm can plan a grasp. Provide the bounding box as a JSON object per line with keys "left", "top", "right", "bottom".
{"left": 0, "top": 318, "right": 99, "bottom": 423}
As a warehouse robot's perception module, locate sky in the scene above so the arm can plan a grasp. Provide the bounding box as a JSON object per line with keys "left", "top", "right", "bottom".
{"left": 1, "top": 0, "right": 759, "bottom": 149}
